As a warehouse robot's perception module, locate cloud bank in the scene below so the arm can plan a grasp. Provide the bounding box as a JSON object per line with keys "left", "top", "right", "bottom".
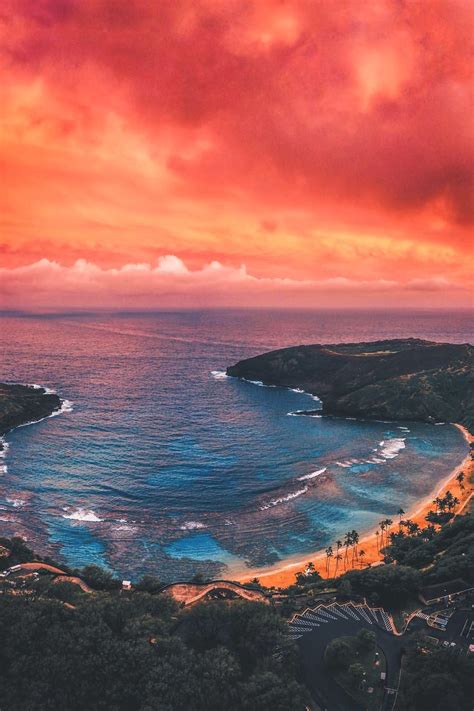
{"left": 0, "top": 257, "right": 468, "bottom": 310}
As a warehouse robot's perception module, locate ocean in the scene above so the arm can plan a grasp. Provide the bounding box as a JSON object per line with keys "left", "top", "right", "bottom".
{"left": 0, "top": 309, "right": 471, "bottom": 582}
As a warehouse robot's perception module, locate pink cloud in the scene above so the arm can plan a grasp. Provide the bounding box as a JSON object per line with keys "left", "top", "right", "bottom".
{"left": 0, "top": 257, "right": 469, "bottom": 310}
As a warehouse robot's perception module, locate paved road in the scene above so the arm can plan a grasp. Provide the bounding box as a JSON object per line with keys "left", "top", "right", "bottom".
{"left": 407, "top": 607, "right": 474, "bottom": 647}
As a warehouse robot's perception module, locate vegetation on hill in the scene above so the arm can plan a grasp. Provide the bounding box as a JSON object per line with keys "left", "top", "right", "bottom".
{"left": 0, "top": 581, "right": 308, "bottom": 711}
{"left": 397, "top": 643, "right": 474, "bottom": 711}
{"left": 227, "top": 339, "right": 474, "bottom": 430}
{"left": 1, "top": 510, "right": 472, "bottom": 710}
{"left": 278, "top": 510, "right": 473, "bottom": 612}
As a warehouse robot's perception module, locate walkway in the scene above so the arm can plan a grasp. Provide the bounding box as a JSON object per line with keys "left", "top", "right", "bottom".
{"left": 162, "top": 580, "right": 269, "bottom": 606}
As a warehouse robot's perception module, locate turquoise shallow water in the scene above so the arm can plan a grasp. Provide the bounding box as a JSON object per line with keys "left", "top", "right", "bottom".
{"left": 0, "top": 309, "right": 471, "bottom": 581}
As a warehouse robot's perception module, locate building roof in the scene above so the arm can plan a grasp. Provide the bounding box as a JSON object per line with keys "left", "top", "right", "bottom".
{"left": 421, "top": 579, "right": 472, "bottom": 602}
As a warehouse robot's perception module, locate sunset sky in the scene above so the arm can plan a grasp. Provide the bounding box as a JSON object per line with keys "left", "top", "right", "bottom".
{"left": 1, "top": 0, "right": 473, "bottom": 309}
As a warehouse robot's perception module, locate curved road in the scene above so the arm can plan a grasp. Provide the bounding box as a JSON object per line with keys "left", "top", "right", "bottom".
{"left": 162, "top": 581, "right": 269, "bottom": 605}
{"left": 296, "top": 611, "right": 402, "bottom": 711}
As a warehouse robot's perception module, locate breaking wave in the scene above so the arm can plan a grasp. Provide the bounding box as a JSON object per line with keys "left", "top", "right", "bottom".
{"left": 260, "top": 486, "right": 308, "bottom": 510}
{"left": 180, "top": 521, "right": 206, "bottom": 530}
{"left": 298, "top": 467, "right": 327, "bottom": 481}
{"left": 63, "top": 508, "right": 102, "bottom": 522}
{"left": 378, "top": 438, "right": 406, "bottom": 459}
{"left": 211, "top": 370, "right": 228, "bottom": 380}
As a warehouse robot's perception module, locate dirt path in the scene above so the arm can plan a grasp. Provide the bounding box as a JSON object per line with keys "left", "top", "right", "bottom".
{"left": 163, "top": 581, "right": 269, "bottom": 605}
{"left": 53, "top": 575, "right": 95, "bottom": 593}
{"left": 20, "top": 562, "right": 67, "bottom": 575}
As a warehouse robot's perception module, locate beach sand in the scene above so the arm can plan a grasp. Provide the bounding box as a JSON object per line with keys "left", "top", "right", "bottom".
{"left": 238, "top": 424, "right": 473, "bottom": 589}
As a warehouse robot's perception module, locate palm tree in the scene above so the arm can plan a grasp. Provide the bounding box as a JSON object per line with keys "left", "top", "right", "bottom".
{"left": 334, "top": 553, "right": 343, "bottom": 575}
{"left": 384, "top": 518, "right": 393, "bottom": 538}
{"left": 359, "top": 549, "right": 366, "bottom": 567}
{"left": 424, "top": 524, "right": 437, "bottom": 539}
{"left": 379, "top": 521, "right": 386, "bottom": 550}
{"left": 375, "top": 529, "right": 380, "bottom": 553}
{"left": 325, "top": 546, "right": 333, "bottom": 577}
{"left": 351, "top": 530, "right": 359, "bottom": 567}
{"left": 451, "top": 495, "right": 460, "bottom": 512}
{"left": 343, "top": 532, "right": 352, "bottom": 569}
{"left": 444, "top": 491, "right": 454, "bottom": 510}
{"left": 407, "top": 521, "right": 420, "bottom": 536}
{"left": 456, "top": 471, "right": 465, "bottom": 490}
{"left": 397, "top": 508, "right": 405, "bottom": 527}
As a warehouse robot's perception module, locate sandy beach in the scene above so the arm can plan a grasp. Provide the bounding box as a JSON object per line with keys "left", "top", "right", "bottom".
{"left": 238, "top": 424, "right": 473, "bottom": 589}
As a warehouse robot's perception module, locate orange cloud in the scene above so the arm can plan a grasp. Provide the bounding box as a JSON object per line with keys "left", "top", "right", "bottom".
{"left": 0, "top": 0, "right": 473, "bottom": 308}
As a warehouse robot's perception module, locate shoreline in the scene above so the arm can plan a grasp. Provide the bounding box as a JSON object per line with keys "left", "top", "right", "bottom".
{"left": 237, "top": 423, "right": 473, "bottom": 589}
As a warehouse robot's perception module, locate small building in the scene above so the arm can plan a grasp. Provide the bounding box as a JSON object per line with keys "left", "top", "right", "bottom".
{"left": 122, "top": 580, "right": 132, "bottom": 591}
{"left": 420, "top": 579, "right": 473, "bottom": 605}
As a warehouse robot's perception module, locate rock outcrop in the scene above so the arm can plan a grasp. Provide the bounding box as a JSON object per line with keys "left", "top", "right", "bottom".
{"left": 227, "top": 339, "right": 474, "bottom": 431}
{"left": 0, "top": 383, "right": 61, "bottom": 437}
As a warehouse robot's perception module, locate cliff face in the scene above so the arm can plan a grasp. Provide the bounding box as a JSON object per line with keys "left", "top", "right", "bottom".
{"left": 227, "top": 339, "right": 474, "bottom": 432}
{"left": 0, "top": 384, "right": 61, "bottom": 436}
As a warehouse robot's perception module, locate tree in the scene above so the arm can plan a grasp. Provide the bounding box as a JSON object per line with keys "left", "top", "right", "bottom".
{"left": 398, "top": 647, "right": 474, "bottom": 711}
{"left": 358, "top": 549, "right": 366, "bottom": 567}
{"left": 334, "top": 553, "right": 343, "bottom": 575}
{"left": 456, "top": 471, "right": 465, "bottom": 490}
{"left": 0, "top": 591, "right": 309, "bottom": 711}
{"left": 397, "top": 508, "right": 406, "bottom": 526}
{"left": 324, "top": 638, "right": 352, "bottom": 671}
{"left": 350, "top": 530, "right": 359, "bottom": 567}
{"left": 348, "top": 662, "right": 365, "bottom": 688}
{"left": 356, "top": 628, "right": 376, "bottom": 652}
{"left": 407, "top": 521, "right": 421, "bottom": 536}
{"left": 336, "top": 578, "right": 352, "bottom": 600}
{"left": 325, "top": 546, "right": 333, "bottom": 577}
{"left": 134, "top": 575, "right": 162, "bottom": 593}
{"left": 80, "top": 564, "right": 121, "bottom": 591}
{"left": 344, "top": 564, "right": 421, "bottom": 608}
{"left": 379, "top": 521, "right": 386, "bottom": 549}
{"left": 343, "top": 532, "right": 352, "bottom": 569}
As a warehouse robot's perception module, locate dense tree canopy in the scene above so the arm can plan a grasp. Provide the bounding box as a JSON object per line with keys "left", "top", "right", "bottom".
{"left": 398, "top": 647, "right": 474, "bottom": 711}
{"left": 0, "top": 593, "right": 309, "bottom": 711}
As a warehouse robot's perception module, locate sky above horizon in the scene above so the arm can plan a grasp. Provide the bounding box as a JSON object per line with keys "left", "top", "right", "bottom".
{"left": 1, "top": 0, "right": 473, "bottom": 310}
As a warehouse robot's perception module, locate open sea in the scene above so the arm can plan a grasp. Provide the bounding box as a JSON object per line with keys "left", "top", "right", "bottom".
{"left": 0, "top": 309, "right": 472, "bottom": 582}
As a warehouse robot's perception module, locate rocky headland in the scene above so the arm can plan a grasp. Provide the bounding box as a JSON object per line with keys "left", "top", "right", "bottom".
{"left": 0, "top": 383, "right": 61, "bottom": 450}
{"left": 227, "top": 338, "right": 474, "bottom": 432}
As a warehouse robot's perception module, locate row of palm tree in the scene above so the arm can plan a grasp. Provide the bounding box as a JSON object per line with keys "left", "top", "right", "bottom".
{"left": 323, "top": 530, "right": 366, "bottom": 576}
{"left": 375, "top": 517, "right": 394, "bottom": 553}
{"left": 320, "top": 481, "right": 466, "bottom": 577}
{"left": 433, "top": 489, "right": 460, "bottom": 514}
